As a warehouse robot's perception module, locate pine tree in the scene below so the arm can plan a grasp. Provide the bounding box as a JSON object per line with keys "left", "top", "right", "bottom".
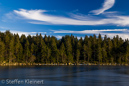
{"left": 98, "top": 34, "right": 102, "bottom": 45}
{"left": 83, "top": 44, "right": 87, "bottom": 63}
{"left": 76, "top": 49, "right": 80, "bottom": 64}
{"left": 60, "top": 43, "right": 66, "bottom": 63}
{"left": 125, "top": 45, "right": 129, "bottom": 63}
{"left": 18, "top": 43, "right": 23, "bottom": 62}
{"left": 97, "top": 44, "right": 102, "bottom": 63}
{"left": 0, "top": 40, "right": 5, "bottom": 63}
{"left": 29, "top": 43, "right": 36, "bottom": 63}
{"left": 24, "top": 40, "right": 30, "bottom": 63}
{"left": 87, "top": 40, "right": 92, "bottom": 62}
{"left": 40, "top": 39, "right": 47, "bottom": 63}
{"left": 107, "top": 38, "right": 113, "bottom": 63}
{"left": 102, "top": 41, "right": 107, "bottom": 63}
{"left": 50, "top": 36, "right": 59, "bottom": 63}
{"left": 44, "top": 34, "right": 48, "bottom": 45}
{"left": 14, "top": 34, "right": 21, "bottom": 62}
{"left": 92, "top": 34, "right": 97, "bottom": 61}
{"left": 4, "top": 31, "right": 11, "bottom": 62}
{"left": 46, "top": 47, "right": 51, "bottom": 63}
{"left": 84, "top": 35, "right": 88, "bottom": 45}
{"left": 65, "top": 36, "right": 73, "bottom": 63}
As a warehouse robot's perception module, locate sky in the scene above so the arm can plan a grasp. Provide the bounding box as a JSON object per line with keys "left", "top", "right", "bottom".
{"left": 0, "top": 0, "right": 129, "bottom": 39}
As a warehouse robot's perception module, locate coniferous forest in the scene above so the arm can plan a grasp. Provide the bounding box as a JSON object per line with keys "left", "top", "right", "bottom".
{"left": 0, "top": 30, "right": 129, "bottom": 65}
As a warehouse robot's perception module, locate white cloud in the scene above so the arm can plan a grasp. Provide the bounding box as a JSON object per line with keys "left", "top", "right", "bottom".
{"left": 14, "top": 9, "right": 105, "bottom": 25}
{"left": 104, "top": 33, "right": 129, "bottom": 40}
{"left": 90, "top": 0, "right": 115, "bottom": 15}
{"left": 52, "top": 29, "right": 127, "bottom": 34}
{"left": 52, "top": 29, "right": 129, "bottom": 39}
{"left": 55, "top": 35, "right": 63, "bottom": 39}
{"left": 13, "top": 9, "right": 129, "bottom": 26}
{"left": 0, "top": 27, "right": 10, "bottom": 30}
{"left": 55, "top": 35, "right": 83, "bottom": 39}
{"left": 1, "top": 30, "right": 46, "bottom": 36}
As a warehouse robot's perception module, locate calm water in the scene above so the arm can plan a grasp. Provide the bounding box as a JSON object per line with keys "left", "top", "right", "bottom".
{"left": 0, "top": 65, "right": 129, "bottom": 86}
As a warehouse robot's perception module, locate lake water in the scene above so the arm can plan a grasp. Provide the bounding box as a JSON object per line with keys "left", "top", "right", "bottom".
{"left": 0, "top": 65, "right": 129, "bottom": 86}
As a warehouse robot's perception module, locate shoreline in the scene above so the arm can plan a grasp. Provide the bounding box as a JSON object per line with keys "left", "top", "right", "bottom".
{"left": 0, "top": 63, "right": 128, "bottom": 66}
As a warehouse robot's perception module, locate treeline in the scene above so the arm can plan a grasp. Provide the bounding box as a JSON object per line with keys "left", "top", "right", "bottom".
{"left": 0, "top": 30, "right": 129, "bottom": 64}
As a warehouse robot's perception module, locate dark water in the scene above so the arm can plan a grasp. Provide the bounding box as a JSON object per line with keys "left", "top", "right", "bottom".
{"left": 0, "top": 65, "right": 129, "bottom": 86}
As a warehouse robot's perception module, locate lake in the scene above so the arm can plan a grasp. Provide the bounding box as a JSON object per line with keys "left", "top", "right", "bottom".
{"left": 0, "top": 65, "right": 129, "bottom": 86}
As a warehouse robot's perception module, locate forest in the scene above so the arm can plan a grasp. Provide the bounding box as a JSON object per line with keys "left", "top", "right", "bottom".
{"left": 0, "top": 30, "right": 129, "bottom": 64}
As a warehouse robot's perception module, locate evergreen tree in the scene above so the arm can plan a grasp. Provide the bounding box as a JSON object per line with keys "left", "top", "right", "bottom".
{"left": 14, "top": 34, "right": 21, "bottom": 62}
{"left": 65, "top": 36, "right": 73, "bottom": 63}
{"left": 125, "top": 45, "right": 129, "bottom": 63}
{"left": 29, "top": 43, "right": 36, "bottom": 63}
{"left": 107, "top": 38, "right": 113, "bottom": 63}
{"left": 92, "top": 34, "right": 97, "bottom": 61}
{"left": 40, "top": 39, "right": 47, "bottom": 63}
{"left": 9, "top": 35, "right": 15, "bottom": 63}
{"left": 46, "top": 47, "right": 51, "bottom": 63}
{"left": 18, "top": 43, "right": 23, "bottom": 62}
{"left": 87, "top": 40, "right": 92, "bottom": 62}
{"left": 50, "top": 36, "right": 59, "bottom": 63}
{"left": 76, "top": 49, "right": 80, "bottom": 64}
{"left": 83, "top": 44, "right": 87, "bottom": 63}
{"left": 97, "top": 44, "right": 102, "bottom": 63}
{"left": 102, "top": 41, "right": 107, "bottom": 63}
{"left": 0, "top": 40, "right": 5, "bottom": 63}
{"left": 60, "top": 43, "right": 66, "bottom": 63}
{"left": 24, "top": 40, "right": 30, "bottom": 63}
{"left": 98, "top": 34, "right": 102, "bottom": 45}
{"left": 4, "top": 31, "right": 11, "bottom": 62}
{"left": 84, "top": 35, "right": 88, "bottom": 45}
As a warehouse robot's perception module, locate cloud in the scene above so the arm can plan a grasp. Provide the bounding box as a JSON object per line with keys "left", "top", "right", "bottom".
{"left": 13, "top": 9, "right": 129, "bottom": 26}
{"left": 12, "top": 31, "right": 46, "bottom": 36}
{"left": 0, "top": 30, "right": 46, "bottom": 36}
{"left": 52, "top": 29, "right": 127, "bottom": 34}
{"left": 55, "top": 35, "right": 83, "bottom": 39}
{"left": 1, "top": 29, "right": 128, "bottom": 40}
{"left": 1, "top": 30, "right": 66, "bottom": 39}
{"left": 90, "top": 0, "right": 115, "bottom": 15}
{"left": 0, "top": 27, "right": 10, "bottom": 30}
{"left": 55, "top": 35, "right": 63, "bottom": 39}
{"left": 14, "top": 9, "right": 105, "bottom": 25}
{"left": 52, "top": 29, "right": 129, "bottom": 39}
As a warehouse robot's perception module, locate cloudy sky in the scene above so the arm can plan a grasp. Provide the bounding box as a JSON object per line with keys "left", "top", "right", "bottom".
{"left": 0, "top": 0, "right": 129, "bottom": 39}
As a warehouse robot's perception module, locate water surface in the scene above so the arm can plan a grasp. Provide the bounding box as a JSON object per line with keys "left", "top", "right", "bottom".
{"left": 0, "top": 65, "right": 129, "bottom": 86}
